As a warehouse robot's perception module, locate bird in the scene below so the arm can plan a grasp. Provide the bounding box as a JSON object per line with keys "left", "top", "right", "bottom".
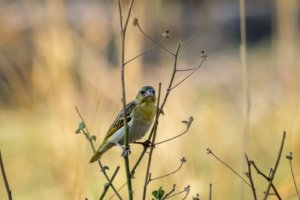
{"left": 89, "top": 86, "right": 156, "bottom": 163}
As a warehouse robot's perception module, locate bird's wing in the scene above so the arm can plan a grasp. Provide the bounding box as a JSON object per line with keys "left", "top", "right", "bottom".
{"left": 100, "top": 101, "right": 136, "bottom": 146}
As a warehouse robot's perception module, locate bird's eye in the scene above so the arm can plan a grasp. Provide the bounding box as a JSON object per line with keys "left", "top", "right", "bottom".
{"left": 152, "top": 90, "right": 155, "bottom": 94}
{"left": 141, "top": 91, "right": 145, "bottom": 95}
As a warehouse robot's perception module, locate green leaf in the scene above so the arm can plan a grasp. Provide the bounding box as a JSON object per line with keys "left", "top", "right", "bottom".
{"left": 160, "top": 109, "right": 165, "bottom": 115}
{"left": 91, "top": 135, "right": 97, "bottom": 141}
{"left": 152, "top": 186, "right": 165, "bottom": 199}
{"left": 101, "top": 166, "right": 109, "bottom": 172}
{"left": 152, "top": 191, "right": 158, "bottom": 198}
{"left": 75, "top": 129, "right": 81, "bottom": 134}
{"left": 78, "top": 122, "right": 85, "bottom": 130}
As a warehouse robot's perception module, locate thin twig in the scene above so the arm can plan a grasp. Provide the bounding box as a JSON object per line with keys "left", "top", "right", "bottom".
{"left": 0, "top": 151, "right": 12, "bottom": 200}
{"left": 162, "top": 184, "right": 176, "bottom": 200}
{"left": 99, "top": 166, "right": 120, "bottom": 200}
{"left": 142, "top": 83, "right": 162, "bottom": 200}
{"left": 179, "top": 36, "right": 195, "bottom": 47}
{"left": 176, "top": 68, "right": 198, "bottom": 72}
{"left": 250, "top": 161, "right": 281, "bottom": 200}
{"left": 287, "top": 152, "right": 300, "bottom": 199}
{"left": 182, "top": 186, "right": 190, "bottom": 200}
{"left": 245, "top": 154, "right": 257, "bottom": 200}
{"left": 165, "top": 191, "right": 185, "bottom": 199}
{"left": 166, "top": 186, "right": 189, "bottom": 200}
{"left": 148, "top": 159, "right": 185, "bottom": 183}
{"left": 155, "top": 117, "right": 193, "bottom": 145}
{"left": 169, "top": 51, "right": 206, "bottom": 91}
{"left": 124, "top": 37, "right": 165, "bottom": 65}
{"left": 137, "top": 23, "right": 174, "bottom": 56}
{"left": 207, "top": 148, "right": 251, "bottom": 187}
{"left": 209, "top": 183, "right": 212, "bottom": 200}
{"left": 109, "top": 182, "right": 127, "bottom": 200}
{"left": 75, "top": 107, "right": 122, "bottom": 200}
{"left": 263, "top": 131, "right": 286, "bottom": 200}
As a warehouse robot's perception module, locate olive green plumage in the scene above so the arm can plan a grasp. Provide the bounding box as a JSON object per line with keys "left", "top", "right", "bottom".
{"left": 90, "top": 86, "right": 156, "bottom": 163}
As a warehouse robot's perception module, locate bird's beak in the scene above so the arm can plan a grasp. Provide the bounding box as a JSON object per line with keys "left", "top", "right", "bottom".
{"left": 144, "top": 89, "right": 153, "bottom": 97}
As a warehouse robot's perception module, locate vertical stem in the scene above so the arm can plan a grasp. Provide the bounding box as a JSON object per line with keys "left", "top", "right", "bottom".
{"left": 142, "top": 83, "right": 162, "bottom": 200}
{"left": 117, "top": 0, "right": 134, "bottom": 199}
{"left": 209, "top": 183, "right": 212, "bottom": 200}
{"left": 239, "top": 0, "right": 250, "bottom": 199}
{"left": 245, "top": 154, "right": 257, "bottom": 200}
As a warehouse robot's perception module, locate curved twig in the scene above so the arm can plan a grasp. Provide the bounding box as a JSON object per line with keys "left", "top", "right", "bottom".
{"left": 124, "top": 37, "right": 165, "bottom": 65}
{"left": 149, "top": 160, "right": 185, "bottom": 183}
{"left": 155, "top": 117, "right": 193, "bottom": 145}
{"left": 162, "top": 184, "right": 176, "bottom": 200}
{"left": 137, "top": 24, "right": 174, "bottom": 56}
{"left": 169, "top": 53, "right": 206, "bottom": 91}
{"left": 207, "top": 148, "right": 251, "bottom": 187}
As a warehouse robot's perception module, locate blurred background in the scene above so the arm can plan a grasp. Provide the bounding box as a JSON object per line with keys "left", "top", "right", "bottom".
{"left": 0, "top": 0, "right": 299, "bottom": 199}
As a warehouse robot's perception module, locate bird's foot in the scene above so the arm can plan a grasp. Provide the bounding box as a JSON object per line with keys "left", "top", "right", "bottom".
{"left": 121, "top": 145, "right": 131, "bottom": 157}
{"left": 134, "top": 140, "right": 155, "bottom": 148}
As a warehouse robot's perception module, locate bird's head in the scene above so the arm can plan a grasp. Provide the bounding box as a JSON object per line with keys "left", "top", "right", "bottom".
{"left": 136, "top": 86, "right": 156, "bottom": 104}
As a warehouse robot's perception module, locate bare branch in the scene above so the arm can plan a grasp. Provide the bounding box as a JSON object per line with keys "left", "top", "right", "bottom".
{"left": 122, "top": 0, "right": 134, "bottom": 32}
{"left": 169, "top": 51, "right": 207, "bottom": 91}
{"left": 250, "top": 161, "right": 281, "bottom": 200}
{"left": 207, "top": 148, "right": 251, "bottom": 187}
{"left": 166, "top": 186, "right": 190, "bottom": 199}
{"left": 0, "top": 151, "right": 12, "bottom": 200}
{"left": 263, "top": 131, "right": 286, "bottom": 200}
{"left": 182, "top": 185, "right": 190, "bottom": 200}
{"left": 109, "top": 182, "right": 127, "bottom": 200}
{"left": 162, "top": 184, "right": 176, "bottom": 200}
{"left": 75, "top": 107, "right": 122, "bottom": 200}
{"left": 99, "top": 166, "right": 120, "bottom": 200}
{"left": 136, "top": 23, "right": 174, "bottom": 56}
{"left": 209, "top": 183, "right": 212, "bottom": 200}
{"left": 176, "top": 68, "right": 198, "bottom": 72}
{"left": 143, "top": 83, "right": 162, "bottom": 200}
{"left": 155, "top": 117, "right": 193, "bottom": 145}
{"left": 286, "top": 152, "right": 300, "bottom": 199}
{"left": 148, "top": 158, "right": 186, "bottom": 183}
{"left": 165, "top": 191, "right": 185, "bottom": 199}
{"left": 180, "top": 36, "right": 195, "bottom": 47}
{"left": 124, "top": 37, "right": 165, "bottom": 65}
{"left": 245, "top": 154, "right": 257, "bottom": 200}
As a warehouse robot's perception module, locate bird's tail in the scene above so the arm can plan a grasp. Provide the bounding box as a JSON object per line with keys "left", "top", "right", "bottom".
{"left": 89, "top": 150, "right": 106, "bottom": 163}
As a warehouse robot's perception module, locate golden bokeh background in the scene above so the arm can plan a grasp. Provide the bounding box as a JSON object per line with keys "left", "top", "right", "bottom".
{"left": 0, "top": 0, "right": 299, "bottom": 199}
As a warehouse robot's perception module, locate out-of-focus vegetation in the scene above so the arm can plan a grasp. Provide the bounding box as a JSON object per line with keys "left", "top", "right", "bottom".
{"left": 0, "top": 0, "right": 299, "bottom": 199}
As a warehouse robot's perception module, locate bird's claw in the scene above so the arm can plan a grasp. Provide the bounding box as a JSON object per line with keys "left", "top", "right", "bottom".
{"left": 121, "top": 145, "right": 131, "bottom": 157}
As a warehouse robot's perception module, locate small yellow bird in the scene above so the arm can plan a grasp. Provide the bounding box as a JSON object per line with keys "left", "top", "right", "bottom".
{"left": 90, "top": 86, "right": 156, "bottom": 163}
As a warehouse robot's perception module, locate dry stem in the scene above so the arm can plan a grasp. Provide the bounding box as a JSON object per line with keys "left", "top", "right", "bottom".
{"left": 263, "top": 131, "right": 286, "bottom": 200}
{"left": 142, "top": 83, "right": 162, "bottom": 199}
{"left": 99, "top": 166, "right": 120, "bottom": 200}
{"left": 0, "top": 151, "right": 12, "bottom": 200}
{"left": 75, "top": 107, "right": 122, "bottom": 200}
